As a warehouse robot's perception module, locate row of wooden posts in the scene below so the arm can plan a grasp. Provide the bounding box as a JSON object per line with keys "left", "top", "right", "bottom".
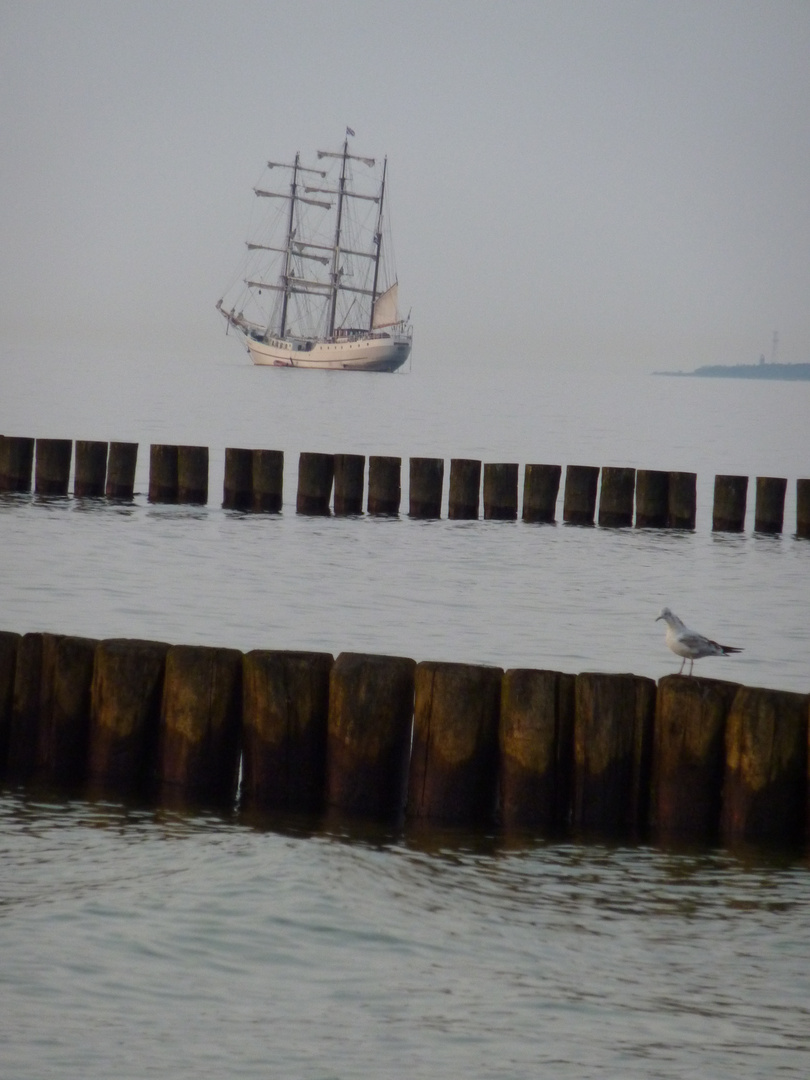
{"left": 2, "top": 435, "right": 809, "bottom": 533}
{"left": 1, "top": 630, "right": 808, "bottom": 845}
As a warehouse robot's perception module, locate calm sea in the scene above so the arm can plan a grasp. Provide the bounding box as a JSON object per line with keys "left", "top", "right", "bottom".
{"left": 1, "top": 340, "right": 809, "bottom": 1078}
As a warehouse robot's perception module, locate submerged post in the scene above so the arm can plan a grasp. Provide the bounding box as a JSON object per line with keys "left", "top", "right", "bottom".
{"left": 73, "top": 440, "right": 108, "bottom": 498}
{"left": 106, "top": 442, "right": 138, "bottom": 500}
{"left": 713, "top": 474, "right": 748, "bottom": 532}
{"left": 149, "top": 444, "right": 179, "bottom": 504}
{"left": 5, "top": 633, "right": 54, "bottom": 782}
{"left": 252, "top": 449, "right": 284, "bottom": 512}
{"left": 667, "top": 471, "right": 697, "bottom": 529}
{"left": 367, "top": 455, "right": 401, "bottom": 515}
{"left": 522, "top": 464, "right": 561, "bottom": 523}
{"left": 563, "top": 465, "right": 599, "bottom": 525}
{"left": 409, "top": 457, "right": 444, "bottom": 518}
{"left": 0, "top": 436, "right": 35, "bottom": 492}
{"left": 35, "top": 634, "right": 98, "bottom": 786}
{"left": 754, "top": 476, "right": 787, "bottom": 534}
{"left": 297, "top": 452, "right": 334, "bottom": 515}
{"left": 598, "top": 467, "right": 635, "bottom": 527}
{"left": 483, "top": 463, "right": 518, "bottom": 520}
{"left": 448, "top": 459, "right": 481, "bottom": 519}
{"left": 798, "top": 479, "right": 810, "bottom": 539}
{"left": 333, "top": 453, "right": 365, "bottom": 515}
{"left": 635, "top": 469, "right": 669, "bottom": 528}
{"left": 407, "top": 661, "right": 503, "bottom": 825}
{"left": 35, "top": 438, "right": 72, "bottom": 496}
{"left": 223, "top": 447, "right": 253, "bottom": 510}
{"left": 177, "top": 445, "right": 209, "bottom": 505}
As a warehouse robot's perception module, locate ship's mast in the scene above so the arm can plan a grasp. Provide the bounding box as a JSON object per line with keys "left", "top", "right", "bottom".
{"left": 279, "top": 152, "right": 300, "bottom": 337}
{"left": 328, "top": 137, "right": 349, "bottom": 337}
{"left": 368, "top": 156, "right": 387, "bottom": 331}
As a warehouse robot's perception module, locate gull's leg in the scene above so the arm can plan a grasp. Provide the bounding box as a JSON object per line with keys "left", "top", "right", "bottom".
{"left": 688, "top": 658, "right": 694, "bottom": 676}
{"left": 678, "top": 657, "right": 685, "bottom": 675}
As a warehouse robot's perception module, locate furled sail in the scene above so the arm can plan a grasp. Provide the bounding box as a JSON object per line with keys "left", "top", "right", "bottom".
{"left": 371, "top": 283, "right": 399, "bottom": 329}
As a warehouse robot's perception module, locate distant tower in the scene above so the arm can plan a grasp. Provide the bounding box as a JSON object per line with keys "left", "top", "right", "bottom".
{"left": 771, "top": 330, "right": 779, "bottom": 365}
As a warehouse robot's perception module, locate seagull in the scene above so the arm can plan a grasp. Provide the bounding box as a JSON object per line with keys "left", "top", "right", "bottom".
{"left": 655, "top": 607, "right": 743, "bottom": 675}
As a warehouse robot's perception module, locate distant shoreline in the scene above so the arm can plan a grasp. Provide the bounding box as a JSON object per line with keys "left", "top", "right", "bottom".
{"left": 654, "top": 362, "right": 810, "bottom": 381}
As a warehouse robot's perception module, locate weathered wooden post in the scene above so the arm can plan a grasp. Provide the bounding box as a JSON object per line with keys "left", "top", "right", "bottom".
{"left": 35, "top": 438, "right": 72, "bottom": 496}
{"left": 522, "top": 464, "right": 561, "bottom": 523}
{"left": 73, "top": 440, "right": 108, "bottom": 498}
{"left": 713, "top": 474, "right": 748, "bottom": 532}
{"left": 754, "top": 476, "right": 787, "bottom": 534}
{"left": 598, "top": 467, "right": 635, "bottom": 527}
{"left": 242, "top": 650, "right": 333, "bottom": 811}
{"left": 635, "top": 469, "right": 669, "bottom": 528}
{"left": 563, "top": 465, "right": 599, "bottom": 525}
{"left": 158, "top": 645, "right": 242, "bottom": 802}
{"left": 177, "top": 445, "right": 209, "bottom": 505}
{"left": 35, "top": 635, "right": 98, "bottom": 785}
{"left": 0, "top": 436, "right": 35, "bottom": 492}
{"left": 5, "top": 632, "right": 53, "bottom": 781}
{"left": 573, "top": 672, "right": 656, "bottom": 835}
{"left": 326, "top": 652, "right": 415, "bottom": 823}
{"left": 0, "top": 631, "right": 21, "bottom": 777}
{"left": 499, "top": 668, "right": 576, "bottom": 830}
{"left": 106, "top": 442, "right": 138, "bottom": 500}
{"left": 297, "top": 452, "right": 334, "bottom": 515}
{"left": 720, "top": 686, "right": 808, "bottom": 845}
{"left": 797, "top": 479, "right": 810, "bottom": 539}
{"left": 483, "top": 463, "right": 518, "bottom": 520}
{"left": 448, "top": 458, "right": 481, "bottom": 519}
{"left": 149, "top": 444, "right": 179, "bottom": 503}
{"left": 407, "top": 661, "right": 502, "bottom": 824}
{"left": 409, "top": 457, "right": 444, "bottom": 518}
{"left": 333, "top": 453, "right": 365, "bottom": 515}
{"left": 252, "top": 449, "right": 284, "bottom": 512}
{"left": 367, "top": 455, "right": 401, "bottom": 515}
{"left": 223, "top": 447, "right": 253, "bottom": 510}
{"left": 88, "top": 638, "right": 170, "bottom": 792}
{"left": 667, "top": 471, "right": 697, "bottom": 529}
{"left": 651, "top": 675, "right": 740, "bottom": 840}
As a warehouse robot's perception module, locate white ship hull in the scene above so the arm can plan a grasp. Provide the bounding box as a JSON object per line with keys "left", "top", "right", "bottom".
{"left": 246, "top": 333, "right": 411, "bottom": 372}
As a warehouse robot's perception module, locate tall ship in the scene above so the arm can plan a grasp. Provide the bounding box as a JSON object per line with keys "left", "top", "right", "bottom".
{"left": 217, "top": 130, "right": 412, "bottom": 371}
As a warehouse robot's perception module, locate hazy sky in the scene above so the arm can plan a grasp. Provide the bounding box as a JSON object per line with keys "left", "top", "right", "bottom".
{"left": 2, "top": 0, "right": 809, "bottom": 370}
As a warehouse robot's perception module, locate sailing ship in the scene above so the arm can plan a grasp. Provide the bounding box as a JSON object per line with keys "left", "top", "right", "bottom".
{"left": 216, "top": 130, "right": 412, "bottom": 371}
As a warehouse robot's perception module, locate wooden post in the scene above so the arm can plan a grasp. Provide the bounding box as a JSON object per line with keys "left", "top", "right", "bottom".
{"left": 573, "top": 672, "right": 656, "bottom": 835}
{"left": 598, "top": 467, "right": 635, "bottom": 527}
{"left": 106, "top": 442, "right": 138, "bottom": 500}
{"left": 499, "top": 668, "right": 575, "bottom": 830}
{"left": 522, "top": 464, "right": 561, "bottom": 523}
{"left": 88, "top": 638, "right": 170, "bottom": 792}
{"left": 242, "top": 650, "right": 333, "bottom": 811}
{"left": 667, "top": 471, "right": 697, "bottom": 529}
{"left": 73, "top": 440, "right": 108, "bottom": 498}
{"left": 297, "top": 452, "right": 334, "bottom": 515}
{"left": 407, "top": 661, "right": 502, "bottom": 824}
{"left": 326, "top": 652, "right": 415, "bottom": 823}
{"left": 754, "top": 476, "right": 787, "bottom": 534}
{"left": 158, "top": 645, "right": 242, "bottom": 802}
{"left": 0, "top": 436, "right": 34, "bottom": 492}
{"left": 651, "top": 675, "right": 739, "bottom": 840}
{"left": 721, "top": 686, "right": 808, "bottom": 845}
{"left": 35, "top": 438, "right": 72, "bottom": 496}
{"left": 797, "top": 479, "right": 810, "bottom": 539}
{"left": 5, "top": 632, "right": 55, "bottom": 781}
{"left": 35, "top": 635, "right": 98, "bottom": 785}
{"left": 367, "top": 455, "right": 401, "bottom": 515}
{"left": 483, "top": 463, "right": 518, "bottom": 520}
{"left": 223, "top": 447, "right": 253, "bottom": 510}
{"left": 333, "top": 453, "right": 365, "bottom": 515}
{"left": 0, "top": 631, "right": 21, "bottom": 777}
{"left": 635, "top": 469, "right": 669, "bottom": 528}
{"left": 409, "top": 457, "right": 444, "bottom": 518}
{"left": 563, "top": 465, "right": 599, "bottom": 525}
{"left": 252, "top": 449, "right": 284, "bottom": 512}
{"left": 177, "top": 445, "right": 209, "bottom": 505}
{"left": 448, "top": 458, "right": 481, "bottom": 519}
{"left": 149, "top": 444, "right": 179, "bottom": 503}
{"left": 713, "top": 474, "right": 748, "bottom": 532}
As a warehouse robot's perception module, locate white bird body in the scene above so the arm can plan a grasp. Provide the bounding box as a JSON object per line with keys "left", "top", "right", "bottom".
{"left": 655, "top": 607, "right": 742, "bottom": 675}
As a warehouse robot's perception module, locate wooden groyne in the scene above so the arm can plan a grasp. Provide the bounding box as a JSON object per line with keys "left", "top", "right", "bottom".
{"left": 1, "top": 436, "right": 809, "bottom": 535}
{"left": 1, "top": 630, "right": 807, "bottom": 846}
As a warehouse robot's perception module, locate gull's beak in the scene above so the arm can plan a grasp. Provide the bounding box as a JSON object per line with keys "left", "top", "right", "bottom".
{"left": 655, "top": 614, "right": 663, "bottom": 622}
